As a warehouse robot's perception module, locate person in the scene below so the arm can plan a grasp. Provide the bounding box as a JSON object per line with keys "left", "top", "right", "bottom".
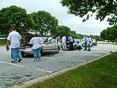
{"left": 62, "top": 35, "right": 67, "bottom": 50}
{"left": 84, "top": 36, "right": 88, "bottom": 51}
{"left": 87, "top": 36, "right": 91, "bottom": 51}
{"left": 48, "top": 37, "right": 54, "bottom": 55}
{"left": 68, "top": 36, "right": 74, "bottom": 50}
{"left": 56, "top": 36, "right": 60, "bottom": 43}
{"left": 30, "top": 33, "right": 44, "bottom": 61}
{"left": 6, "top": 27, "right": 22, "bottom": 63}
{"left": 76, "top": 41, "right": 82, "bottom": 50}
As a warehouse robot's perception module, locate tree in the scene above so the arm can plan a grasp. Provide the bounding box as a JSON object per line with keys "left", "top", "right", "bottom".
{"left": 100, "top": 29, "right": 106, "bottom": 40}
{"left": 60, "top": 0, "right": 117, "bottom": 25}
{"left": 71, "top": 31, "right": 76, "bottom": 35}
{"left": 70, "top": 31, "right": 76, "bottom": 38}
{"left": 0, "top": 5, "right": 34, "bottom": 35}
{"left": 56, "top": 25, "right": 71, "bottom": 38}
{"left": 110, "top": 25, "right": 117, "bottom": 41}
{"left": 31, "top": 11, "right": 58, "bottom": 37}
{"left": 105, "top": 27, "right": 111, "bottom": 42}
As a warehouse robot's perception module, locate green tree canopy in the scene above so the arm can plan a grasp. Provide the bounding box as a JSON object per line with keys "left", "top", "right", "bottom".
{"left": 0, "top": 5, "right": 34, "bottom": 35}
{"left": 31, "top": 11, "right": 58, "bottom": 37}
{"left": 60, "top": 0, "right": 117, "bottom": 25}
{"left": 100, "top": 25, "right": 117, "bottom": 41}
{"left": 56, "top": 25, "right": 71, "bottom": 38}
{"left": 109, "top": 25, "right": 117, "bottom": 41}
{"left": 100, "top": 29, "right": 106, "bottom": 40}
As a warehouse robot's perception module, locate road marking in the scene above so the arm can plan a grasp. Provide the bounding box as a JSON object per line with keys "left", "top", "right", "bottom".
{"left": 0, "top": 61, "right": 53, "bottom": 73}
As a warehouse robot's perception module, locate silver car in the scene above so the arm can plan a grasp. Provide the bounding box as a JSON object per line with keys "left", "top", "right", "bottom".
{"left": 19, "top": 38, "right": 61, "bottom": 56}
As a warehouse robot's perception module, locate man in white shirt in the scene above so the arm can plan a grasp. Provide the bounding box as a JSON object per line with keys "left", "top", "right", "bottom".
{"left": 84, "top": 36, "right": 88, "bottom": 50}
{"left": 6, "top": 27, "right": 22, "bottom": 63}
{"left": 62, "top": 36, "right": 67, "bottom": 50}
{"left": 47, "top": 37, "right": 54, "bottom": 55}
{"left": 87, "top": 36, "right": 91, "bottom": 51}
{"left": 68, "top": 36, "right": 74, "bottom": 50}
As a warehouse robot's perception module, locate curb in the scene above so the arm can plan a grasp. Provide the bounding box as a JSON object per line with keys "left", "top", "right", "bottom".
{"left": 9, "top": 49, "right": 117, "bottom": 88}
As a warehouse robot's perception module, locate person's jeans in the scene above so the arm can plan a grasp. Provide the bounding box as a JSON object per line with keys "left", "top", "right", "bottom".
{"left": 69, "top": 42, "right": 73, "bottom": 50}
{"left": 62, "top": 42, "right": 66, "bottom": 50}
{"left": 11, "top": 47, "right": 22, "bottom": 63}
{"left": 49, "top": 52, "right": 54, "bottom": 55}
{"left": 88, "top": 44, "right": 91, "bottom": 51}
{"left": 77, "top": 46, "right": 81, "bottom": 50}
{"left": 33, "top": 47, "right": 41, "bottom": 60}
{"left": 84, "top": 41, "right": 87, "bottom": 50}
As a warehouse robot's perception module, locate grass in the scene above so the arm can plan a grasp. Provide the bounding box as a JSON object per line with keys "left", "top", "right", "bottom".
{"left": 113, "top": 42, "right": 117, "bottom": 45}
{"left": 0, "top": 39, "right": 7, "bottom": 45}
{"left": 27, "top": 52, "right": 117, "bottom": 88}
{"left": 0, "top": 39, "right": 25, "bottom": 45}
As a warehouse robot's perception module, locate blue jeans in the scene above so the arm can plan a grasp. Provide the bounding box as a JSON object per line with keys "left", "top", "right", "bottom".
{"left": 11, "top": 47, "right": 22, "bottom": 63}
{"left": 33, "top": 47, "right": 41, "bottom": 60}
{"left": 69, "top": 42, "right": 73, "bottom": 50}
{"left": 88, "top": 44, "right": 91, "bottom": 51}
{"left": 49, "top": 52, "right": 54, "bottom": 55}
{"left": 77, "top": 46, "right": 81, "bottom": 50}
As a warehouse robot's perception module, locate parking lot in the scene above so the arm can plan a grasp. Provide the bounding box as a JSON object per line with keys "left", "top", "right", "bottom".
{"left": 0, "top": 44, "right": 117, "bottom": 88}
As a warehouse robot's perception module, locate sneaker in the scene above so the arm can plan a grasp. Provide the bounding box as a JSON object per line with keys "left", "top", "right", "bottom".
{"left": 87, "top": 50, "right": 91, "bottom": 51}
{"left": 38, "top": 59, "right": 41, "bottom": 61}
{"left": 18, "top": 59, "right": 22, "bottom": 62}
{"left": 11, "top": 61, "right": 16, "bottom": 63}
{"left": 34, "top": 60, "right": 37, "bottom": 61}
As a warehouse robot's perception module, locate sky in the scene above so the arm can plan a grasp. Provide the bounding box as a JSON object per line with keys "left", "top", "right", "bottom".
{"left": 0, "top": 0, "right": 111, "bottom": 36}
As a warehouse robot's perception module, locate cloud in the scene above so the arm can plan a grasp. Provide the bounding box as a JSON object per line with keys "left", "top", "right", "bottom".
{"left": 0, "top": 0, "right": 111, "bottom": 36}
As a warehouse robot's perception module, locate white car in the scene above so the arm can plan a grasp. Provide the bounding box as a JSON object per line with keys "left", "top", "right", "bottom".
{"left": 19, "top": 38, "right": 61, "bottom": 56}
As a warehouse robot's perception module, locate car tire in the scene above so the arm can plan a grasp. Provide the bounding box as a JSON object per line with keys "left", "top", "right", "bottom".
{"left": 21, "top": 52, "right": 25, "bottom": 57}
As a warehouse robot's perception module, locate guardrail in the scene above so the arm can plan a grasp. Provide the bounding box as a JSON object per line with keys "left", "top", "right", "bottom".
{"left": 97, "top": 41, "right": 112, "bottom": 44}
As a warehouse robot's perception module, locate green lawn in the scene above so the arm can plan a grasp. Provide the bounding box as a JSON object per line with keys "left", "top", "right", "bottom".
{"left": 27, "top": 52, "right": 117, "bottom": 88}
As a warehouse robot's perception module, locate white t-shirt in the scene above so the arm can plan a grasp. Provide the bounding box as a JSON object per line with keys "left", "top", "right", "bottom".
{"left": 7, "top": 31, "right": 21, "bottom": 48}
{"left": 62, "top": 36, "right": 66, "bottom": 43}
{"left": 48, "top": 37, "right": 52, "bottom": 41}
{"left": 30, "top": 37, "right": 44, "bottom": 49}
{"left": 87, "top": 38, "right": 91, "bottom": 44}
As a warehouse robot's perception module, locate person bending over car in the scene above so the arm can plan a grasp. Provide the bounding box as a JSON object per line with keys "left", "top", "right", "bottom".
{"left": 30, "top": 34, "right": 44, "bottom": 61}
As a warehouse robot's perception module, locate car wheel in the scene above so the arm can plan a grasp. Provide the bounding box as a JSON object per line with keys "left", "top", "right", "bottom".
{"left": 58, "top": 47, "right": 60, "bottom": 52}
{"left": 21, "top": 52, "right": 25, "bottom": 57}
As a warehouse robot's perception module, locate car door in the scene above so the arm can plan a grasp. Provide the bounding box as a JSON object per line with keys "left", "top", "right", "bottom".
{"left": 42, "top": 39, "right": 58, "bottom": 53}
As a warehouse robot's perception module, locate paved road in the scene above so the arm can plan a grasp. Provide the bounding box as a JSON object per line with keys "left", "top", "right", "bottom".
{"left": 0, "top": 44, "right": 117, "bottom": 88}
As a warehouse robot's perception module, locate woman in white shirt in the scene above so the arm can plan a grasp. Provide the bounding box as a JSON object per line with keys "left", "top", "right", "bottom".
{"left": 30, "top": 34, "right": 44, "bottom": 61}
